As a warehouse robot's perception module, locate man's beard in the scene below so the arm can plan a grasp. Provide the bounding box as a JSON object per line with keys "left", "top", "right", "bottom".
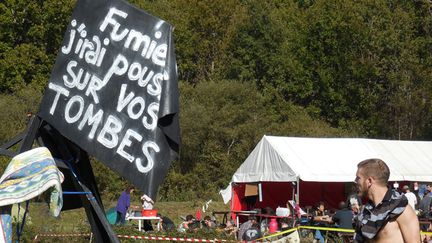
{"left": 358, "top": 184, "right": 368, "bottom": 198}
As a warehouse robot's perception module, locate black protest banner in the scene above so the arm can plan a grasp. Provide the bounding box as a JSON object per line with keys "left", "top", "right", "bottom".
{"left": 38, "top": 0, "right": 180, "bottom": 200}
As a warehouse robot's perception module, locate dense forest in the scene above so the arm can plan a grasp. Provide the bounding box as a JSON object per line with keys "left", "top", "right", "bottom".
{"left": 1, "top": 0, "right": 432, "bottom": 201}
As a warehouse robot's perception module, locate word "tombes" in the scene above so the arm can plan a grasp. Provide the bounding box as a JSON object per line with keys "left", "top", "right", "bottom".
{"left": 47, "top": 83, "right": 159, "bottom": 174}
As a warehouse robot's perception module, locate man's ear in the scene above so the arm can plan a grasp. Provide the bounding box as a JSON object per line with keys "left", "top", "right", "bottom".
{"left": 367, "top": 177, "right": 373, "bottom": 187}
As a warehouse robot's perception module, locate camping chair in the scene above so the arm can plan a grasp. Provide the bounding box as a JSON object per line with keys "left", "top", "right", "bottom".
{"left": 339, "top": 232, "right": 354, "bottom": 243}
{"left": 212, "top": 211, "right": 229, "bottom": 226}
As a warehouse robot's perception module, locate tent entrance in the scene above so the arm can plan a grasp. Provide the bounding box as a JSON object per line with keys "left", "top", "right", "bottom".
{"left": 231, "top": 181, "right": 348, "bottom": 220}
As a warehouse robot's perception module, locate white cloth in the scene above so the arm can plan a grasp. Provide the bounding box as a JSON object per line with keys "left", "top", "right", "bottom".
{"left": 0, "top": 147, "right": 64, "bottom": 243}
{"left": 404, "top": 191, "right": 417, "bottom": 210}
{"left": 142, "top": 201, "right": 153, "bottom": 210}
{"left": 272, "top": 230, "right": 300, "bottom": 243}
{"left": 219, "top": 184, "right": 232, "bottom": 204}
{"left": 141, "top": 194, "right": 154, "bottom": 209}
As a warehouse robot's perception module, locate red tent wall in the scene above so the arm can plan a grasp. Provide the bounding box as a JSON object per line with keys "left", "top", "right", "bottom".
{"left": 299, "top": 181, "right": 346, "bottom": 210}
{"left": 231, "top": 181, "right": 347, "bottom": 219}
{"left": 255, "top": 182, "right": 294, "bottom": 209}
{"left": 231, "top": 183, "right": 245, "bottom": 213}
{"left": 231, "top": 182, "right": 293, "bottom": 220}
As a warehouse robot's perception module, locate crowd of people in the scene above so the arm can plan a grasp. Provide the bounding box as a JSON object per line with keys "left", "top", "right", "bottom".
{"left": 232, "top": 159, "right": 432, "bottom": 242}
{"left": 307, "top": 161, "right": 432, "bottom": 243}
{"left": 113, "top": 159, "right": 432, "bottom": 242}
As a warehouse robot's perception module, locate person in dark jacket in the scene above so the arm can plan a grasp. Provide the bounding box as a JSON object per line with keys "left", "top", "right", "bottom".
{"left": 419, "top": 191, "right": 432, "bottom": 219}
{"left": 242, "top": 222, "right": 261, "bottom": 241}
{"left": 328, "top": 201, "right": 353, "bottom": 229}
{"left": 157, "top": 213, "right": 175, "bottom": 231}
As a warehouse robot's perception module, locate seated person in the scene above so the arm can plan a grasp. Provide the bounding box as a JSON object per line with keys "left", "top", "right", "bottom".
{"left": 223, "top": 219, "right": 238, "bottom": 237}
{"left": 188, "top": 219, "right": 201, "bottom": 231}
{"left": 280, "top": 217, "right": 291, "bottom": 235}
{"left": 202, "top": 215, "right": 217, "bottom": 229}
{"left": 242, "top": 222, "right": 262, "bottom": 241}
{"left": 238, "top": 215, "right": 257, "bottom": 240}
{"left": 327, "top": 201, "right": 353, "bottom": 229}
{"left": 260, "top": 207, "right": 275, "bottom": 232}
{"left": 312, "top": 201, "right": 329, "bottom": 243}
{"left": 278, "top": 217, "right": 300, "bottom": 243}
{"left": 157, "top": 213, "right": 175, "bottom": 231}
{"left": 178, "top": 214, "right": 195, "bottom": 233}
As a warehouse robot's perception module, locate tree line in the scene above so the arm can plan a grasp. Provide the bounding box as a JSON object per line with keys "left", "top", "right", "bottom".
{"left": 1, "top": 0, "right": 431, "bottom": 201}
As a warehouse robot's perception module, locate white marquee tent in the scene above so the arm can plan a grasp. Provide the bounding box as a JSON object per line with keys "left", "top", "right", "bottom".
{"left": 220, "top": 135, "right": 432, "bottom": 207}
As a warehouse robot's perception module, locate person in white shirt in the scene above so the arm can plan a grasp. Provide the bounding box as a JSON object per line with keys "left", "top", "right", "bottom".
{"left": 403, "top": 185, "right": 417, "bottom": 210}
{"left": 141, "top": 194, "right": 154, "bottom": 210}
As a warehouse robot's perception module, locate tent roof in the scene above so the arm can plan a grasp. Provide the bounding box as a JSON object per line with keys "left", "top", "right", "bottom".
{"left": 232, "top": 135, "right": 432, "bottom": 183}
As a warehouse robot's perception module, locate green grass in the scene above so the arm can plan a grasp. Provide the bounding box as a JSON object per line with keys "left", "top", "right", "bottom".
{"left": 20, "top": 199, "right": 232, "bottom": 242}
{"left": 16, "top": 200, "right": 325, "bottom": 242}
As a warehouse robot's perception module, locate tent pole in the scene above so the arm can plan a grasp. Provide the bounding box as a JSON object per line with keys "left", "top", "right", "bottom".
{"left": 258, "top": 182, "right": 262, "bottom": 202}
{"left": 296, "top": 177, "right": 300, "bottom": 204}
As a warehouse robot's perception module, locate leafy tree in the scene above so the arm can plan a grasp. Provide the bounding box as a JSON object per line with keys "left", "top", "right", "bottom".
{"left": 133, "top": 0, "right": 248, "bottom": 84}
{"left": 224, "top": 0, "right": 432, "bottom": 140}
{"left": 0, "top": 0, "right": 74, "bottom": 93}
{"left": 2, "top": 0, "right": 432, "bottom": 202}
{"left": 0, "top": 84, "right": 42, "bottom": 171}
{"left": 159, "top": 79, "right": 349, "bottom": 200}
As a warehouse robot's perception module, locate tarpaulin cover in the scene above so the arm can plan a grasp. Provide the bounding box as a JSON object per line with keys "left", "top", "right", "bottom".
{"left": 38, "top": 0, "right": 180, "bottom": 200}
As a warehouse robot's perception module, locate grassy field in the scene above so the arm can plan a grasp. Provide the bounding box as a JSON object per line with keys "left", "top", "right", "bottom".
{"left": 19, "top": 199, "right": 320, "bottom": 242}
{"left": 21, "top": 199, "right": 232, "bottom": 242}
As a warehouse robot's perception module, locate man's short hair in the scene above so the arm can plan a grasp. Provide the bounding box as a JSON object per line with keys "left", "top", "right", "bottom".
{"left": 338, "top": 201, "right": 347, "bottom": 210}
{"left": 357, "top": 158, "right": 390, "bottom": 186}
{"left": 316, "top": 201, "right": 325, "bottom": 208}
{"left": 186, "top": 214, "right": 194, "bottom": 221}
